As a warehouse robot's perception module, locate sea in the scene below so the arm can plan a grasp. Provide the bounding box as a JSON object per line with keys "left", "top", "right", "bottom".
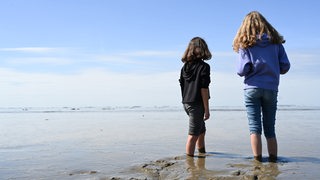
{"left": 0, "top": 105, "right": 319, "bottom": 179}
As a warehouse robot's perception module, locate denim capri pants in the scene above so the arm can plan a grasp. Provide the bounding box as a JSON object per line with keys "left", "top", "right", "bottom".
{"left": 184, "top": 102, "right": 206, "bottom": 136}
{"left": 244, "top": 88, "right": 278, "bottom": 138}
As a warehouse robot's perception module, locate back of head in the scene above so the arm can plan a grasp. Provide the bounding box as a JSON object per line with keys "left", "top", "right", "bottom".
{"left": 182, "top": 37, "right": 212, "bottom": 63}
{"left": 232, "top": 11, "right": 285, "bottom": 52}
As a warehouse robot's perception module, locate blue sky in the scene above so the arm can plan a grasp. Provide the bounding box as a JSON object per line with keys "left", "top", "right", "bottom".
{"left": 0, "top": 0, "right": 319, "bottom": 107}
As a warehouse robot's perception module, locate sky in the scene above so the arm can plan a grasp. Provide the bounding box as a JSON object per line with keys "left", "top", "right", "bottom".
{"left": 0, "top": 0, "right": 319, "bottom": 108}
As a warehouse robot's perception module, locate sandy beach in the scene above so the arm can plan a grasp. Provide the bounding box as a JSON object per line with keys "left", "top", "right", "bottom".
{"left": 0, "top": 106, "right": 319, "bottom": 179}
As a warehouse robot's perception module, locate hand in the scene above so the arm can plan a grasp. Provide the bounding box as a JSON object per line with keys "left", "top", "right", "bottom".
{"left": 203, "top": 111, "right": 210, "bottom": 121}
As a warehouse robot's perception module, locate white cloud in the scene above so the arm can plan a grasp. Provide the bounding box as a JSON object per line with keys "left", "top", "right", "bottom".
{"left": 0, "top": 47, "right": 63, "bottom": 53}
{"left": 121, "top": 50, "right": 180, "bottom": 57}
{"left": 278, "top": 73, "right": 320, "bottom": 106}
{"left": 7, "top": 57, "right": 73, "bottom": 65}
{"left": 213, "top": 51, "right": 237, "bottom": 58}
{"left": 93, "top": 50, "right": 180, "bottom": 64}
{"left": 288, "top": 51, "right": 320, "bottom": 63}
{"left": 94, "top": 55, "right": 142, "bottom": 65}
{"left": 0, "top": 48, "right": 319, "bottom": 108}
{"left": 210, "top": 72, "right": 244, "bottom": 106}
{"left": 0, "top": 68, "right": 181, "bottom": 107}
{"left": 0, "top": 47, "right": 75, "bottom": 66}
{"left": 1, "top": 66, "right": 317, "bottom": 108}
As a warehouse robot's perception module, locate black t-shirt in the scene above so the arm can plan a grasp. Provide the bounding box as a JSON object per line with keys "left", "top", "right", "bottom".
{"left": 179, "top": 60, "right": 210, "bottom": 103}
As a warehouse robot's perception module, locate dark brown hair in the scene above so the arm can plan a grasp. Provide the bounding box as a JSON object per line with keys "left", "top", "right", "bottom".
{"left": 181, "top": 37, "right": 212, "bottom": 62}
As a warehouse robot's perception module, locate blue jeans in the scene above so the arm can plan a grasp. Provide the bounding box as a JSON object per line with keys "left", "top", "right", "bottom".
{"left": 244, "top": 88, "right": 278, "bottom": 138}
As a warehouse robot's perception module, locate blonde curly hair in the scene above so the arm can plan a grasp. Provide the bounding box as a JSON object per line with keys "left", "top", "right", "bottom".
{"left": 232, "top": 11, "right": 285, "bottom": 52}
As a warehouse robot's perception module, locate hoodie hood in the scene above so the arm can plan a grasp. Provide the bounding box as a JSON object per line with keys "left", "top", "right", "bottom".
{"left": 256, "top": 33, "right": 271, "bottom": 47}
{"left": 181, "top": 61, "right": 201, "bottom": 82}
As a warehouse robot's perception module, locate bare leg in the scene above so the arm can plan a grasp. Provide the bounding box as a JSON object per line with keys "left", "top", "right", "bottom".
{"left": 186, "top": 135, "right": 199, "bottom": 156}
{"left": 266, "top": 137, "right": 277, "bottom": 156}
{"left": 267, "top": 137, "right": 278, "bottom": 162}
{"left": 251, "top": 133, "right": 262, "bottom": 161}
{"left": 196, "top": 132, "right": 206, "bottom": 153}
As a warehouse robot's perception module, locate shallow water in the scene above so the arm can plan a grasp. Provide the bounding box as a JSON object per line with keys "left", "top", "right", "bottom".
{"left": 0, "top": 107, "right": 319, "bottom": 179}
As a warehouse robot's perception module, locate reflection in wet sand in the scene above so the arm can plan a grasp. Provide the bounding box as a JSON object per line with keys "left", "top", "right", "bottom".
{"left": 186, "top": 156, "right": 207, "bottom": 179}
{"left": 114, "top": 153, "right": 283, "bottom": 180}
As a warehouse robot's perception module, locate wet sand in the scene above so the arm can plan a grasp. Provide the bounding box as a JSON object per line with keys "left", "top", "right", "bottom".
{"left": 0, "top": 107, "right": 319, "bottom": 179}
{"left": 115, "top": 155, "right": 281, "bottom": 180}
{"left": 107, "top": 152, "right": 320, "bottom": 180}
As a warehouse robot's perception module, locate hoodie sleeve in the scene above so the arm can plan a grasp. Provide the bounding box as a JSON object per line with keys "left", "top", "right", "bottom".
{"left": 237, "top": 48, "right": 253, "bottom": 77}
{"left": 200, "top": 63, "right": 211, "bottom": 88}
{"left": 278, "top": 44, "right": 290, "bottom": 74}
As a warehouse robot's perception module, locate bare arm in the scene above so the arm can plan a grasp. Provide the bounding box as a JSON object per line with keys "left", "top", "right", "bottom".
{"left": 201, "top": 88, "right": 210, "bottom": 120}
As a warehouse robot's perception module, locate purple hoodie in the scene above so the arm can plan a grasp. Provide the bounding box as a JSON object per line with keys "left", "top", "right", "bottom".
{"left": 237, "top": 34, "right": 290, "bottom": 91}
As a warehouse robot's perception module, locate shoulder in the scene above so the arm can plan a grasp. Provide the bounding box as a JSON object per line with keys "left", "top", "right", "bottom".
{"left": 270, "top": 43, "right": 286, "bottom": 55}
{"left": 199, "top": 60, "right": 210, "bottom": 67}
{"left": 239, "top": 47, "right": 247, "bottom": 53}
{"left": 239, "top": 48, "right": 249, "bottom": 56}
{"left": 198, "top": 61, "right": 210, "bottom": 75}
{"left": 199, "top": 61, "right": 210, "bottom": 72}
{"left": 278, "top": 43, "right": 286, "bottom": 51}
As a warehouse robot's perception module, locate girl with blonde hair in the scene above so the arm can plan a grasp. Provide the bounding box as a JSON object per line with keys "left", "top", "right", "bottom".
{"left": 233, "top": 11, "right": 290, "bottom": 162}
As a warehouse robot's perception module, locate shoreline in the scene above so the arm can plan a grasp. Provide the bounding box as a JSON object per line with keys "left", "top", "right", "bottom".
{"left": 1, "top": 105, "right": 320, "bottom": 114}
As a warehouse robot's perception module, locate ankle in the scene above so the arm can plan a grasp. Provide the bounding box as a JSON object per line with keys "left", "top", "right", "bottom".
{"left": 254, "top": 155, "right": 262, "bottom": 162}
{"left": 269, "top": 154, "right": 277, "bottom": 163}
{"left": 198, "top": 147, "right": 206, "bottom": 153}
{"left": 186, "top": 153, "right": 194, "bottom": 157}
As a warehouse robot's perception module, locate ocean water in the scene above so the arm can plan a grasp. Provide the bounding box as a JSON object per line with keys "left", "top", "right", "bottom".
{"left": 0, "top": 106, "right": 319, "bottom": 179}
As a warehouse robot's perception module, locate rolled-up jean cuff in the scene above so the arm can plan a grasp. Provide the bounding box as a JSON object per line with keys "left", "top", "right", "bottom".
{"left": 250, "top": 131, "right": 261, "bottom": 135}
